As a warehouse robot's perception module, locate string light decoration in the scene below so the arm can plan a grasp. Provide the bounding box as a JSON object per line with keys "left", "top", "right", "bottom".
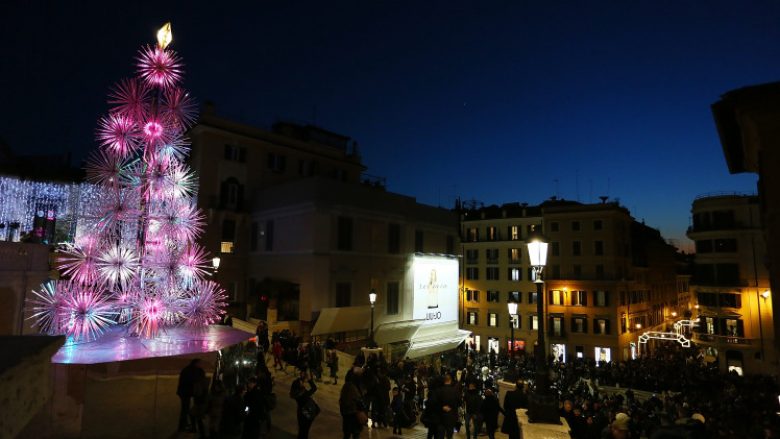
{"left": 27, "top": 23, "right": 226, "bottom": 342}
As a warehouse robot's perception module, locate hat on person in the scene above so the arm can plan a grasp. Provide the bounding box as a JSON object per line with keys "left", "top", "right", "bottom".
{"left": 691, "top": 413, "right": 705, "bottom": 424}
{"left": 612, "top": 413, "right": 630, "bottom": 431}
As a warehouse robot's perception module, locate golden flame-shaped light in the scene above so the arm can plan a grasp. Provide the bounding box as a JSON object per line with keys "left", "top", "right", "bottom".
{"left": 156, "top": 22, "right": 173, "bottom": 49}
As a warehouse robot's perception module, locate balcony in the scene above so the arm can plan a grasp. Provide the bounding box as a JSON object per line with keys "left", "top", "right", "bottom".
{"left": 693, "top": 333, "right": 753, "bottom": 346}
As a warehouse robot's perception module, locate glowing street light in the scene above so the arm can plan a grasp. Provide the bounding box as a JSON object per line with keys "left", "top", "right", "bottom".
{"left": 157, "top": 22, "right": 172, "bottom": 49}
{"left": 507, "top": 300, "right": 518, "bottom": 357}
{"left": 212, "top": 256, "right": 221, "bottom": 273}
{"left": 368, "top": 289, "right": 377, "bottom": 346}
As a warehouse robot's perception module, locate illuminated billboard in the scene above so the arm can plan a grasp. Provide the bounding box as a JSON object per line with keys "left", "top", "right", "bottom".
{"left": 412, "top": 256, "right": 458, "bottom": 325}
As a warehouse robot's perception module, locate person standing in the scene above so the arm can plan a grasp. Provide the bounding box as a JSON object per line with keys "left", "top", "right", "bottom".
{"left": 501, "top": 380, "right": 526, "bottom": 439}
{"left": 480, "top": 387, "right": 504, "bottom": 439}
{"left": 339, "top": 367, "right": 366, "bottom": 439}
{"left": 391, "top": 387, "right": 405, "bottom": 435}
{"left": 220, "top": 384, "right": 246, "bottom": 439}
{"left": 272, "top": 340, "right": 284, "bottom": 371}
{"left": 177, "top": 358, "right": 205, "bottom": 432}
{"left": 464, "top": 381, "right": 484, "bottom": 439}
{"left": 328, "top": 348, "right": 339, "bottom": 385}
{"left": 244, "top": 376, "right": 269, "bottom": 439}
{"left": 290, "top": 369, "right": 319, "bottom": 439}
{"left": 433, "top": 372, "right": 461, "bottom": 439}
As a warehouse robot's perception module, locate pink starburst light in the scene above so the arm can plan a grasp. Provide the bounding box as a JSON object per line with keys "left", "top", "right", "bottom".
{"left": 136, "top": 296, "right": 165, "bottom": 338}
{"left": 108, "top": 78, "right": 151, "bottom": 121}
{"left": 181, "top": 280, "right": 227, "bottom": 327}
{"left": 143, "top": 120, "right": 164, "bottom": 140}
{"left": 97, "top": 246, "right": 139, "bottom": 289}
{"left": 62, "top": 289, "right": 117, "bottom": 342}
{"left": 85, "top": 150, "right": 131, "bottom": 186}
{"left": 137, "top": 46, "right": 182, "bottom": 88}
{"left": 97, "top": 113, "right": 140, "bottom": 158}
{"left": 58, "top": 243, "right": 101, "bottom": 286}
{"left": 150, "top": 201, "right": 205, "bottom": 243}
{"left": 161, "top": 86, "right": 197, "bottom": 129}
{"left": 28, "top": 281, "right": 70, "bottom": 335}
{"left": 177, "top": 245, "right": 210, "bottom": 286}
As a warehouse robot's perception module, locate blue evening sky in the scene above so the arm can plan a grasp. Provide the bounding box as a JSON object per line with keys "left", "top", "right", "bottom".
{"left": 2, "top": 1, "right": 778, "bottom": 250}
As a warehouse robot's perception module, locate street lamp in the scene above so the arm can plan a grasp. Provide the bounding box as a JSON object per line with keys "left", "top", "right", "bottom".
{"left": 212, "top": 256, "right": 221, "bottom": 274}
{"left": 507, "top": 300, "right": 518, "bottom": 358}
{"left": 526, "top": 230, "right": 559, "bottom": 424}
{"left": 369, "top": 289, "right": 377, "bottom": 347}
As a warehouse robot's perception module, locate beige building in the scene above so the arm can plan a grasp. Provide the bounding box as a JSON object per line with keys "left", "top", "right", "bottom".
{"left": 686, "top": 194, "right": 775, "bottom": 374}
{"left": 460, "top": 199, "right": 679, "bottom": 362}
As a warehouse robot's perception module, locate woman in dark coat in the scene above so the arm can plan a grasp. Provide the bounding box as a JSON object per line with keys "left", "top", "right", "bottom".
{"left": 481, "top": 387, "right": 504, "bottom": 439}
{"left": 291, "top": 369, "right": 318, "bottom": 439}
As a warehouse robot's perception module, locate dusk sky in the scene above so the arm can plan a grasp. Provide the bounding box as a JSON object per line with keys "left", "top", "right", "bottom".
{"left": 2, "top": 1, "right": 778, "bottom": 250}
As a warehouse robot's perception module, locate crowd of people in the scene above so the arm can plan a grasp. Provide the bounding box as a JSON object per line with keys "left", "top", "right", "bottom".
{"left": 176, "top": 322, "right": 780, "bottom": 439}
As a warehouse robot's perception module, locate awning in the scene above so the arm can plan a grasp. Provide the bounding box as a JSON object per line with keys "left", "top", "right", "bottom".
{"left": 310, "top": 306, "right": 371, "bottom": 336}
{"left": 404, "top": 321, "right": 470, "bottom": 359}
{"left": 373, "top": 320, "right": 424, "bottom": 345}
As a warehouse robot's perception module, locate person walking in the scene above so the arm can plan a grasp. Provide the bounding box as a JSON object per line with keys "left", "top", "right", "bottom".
{"left": 243, "top": 376, "right": 269, "bottom": 439}
{"left": 177, "top": 358, "right": 205, "bottom": 432}
{"left": 501, "top": 380, "right": 526, "bottom": 439}
{"left": 480, "top": 387, "right": 504, "bottom": 439}
{"left": 328, "top": 348, "right": 339, "bottom": 385}
{"left": 291, "top": 369, "right": 319, "bottom": 439}
{"left": 391, "top": 387, "right": 405, "bottom": 435}
{"left": 220, "top": 384, "right": 246, "bottom": 439}
{"left": 339, "top": 367, "right": 366, "bottom": 439}
{"left": 464, "top": 380, "right": 484, "bottom": 439}
{"left": 272, "top": 340, "right": 284, "bottom": 371}
{"left": 433, "top": 371, "right": 461, "bottom": 439}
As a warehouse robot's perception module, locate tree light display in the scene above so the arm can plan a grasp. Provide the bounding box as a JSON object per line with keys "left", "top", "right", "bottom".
{"left": 28, "top": 23, "right": 226, "bottom": 342}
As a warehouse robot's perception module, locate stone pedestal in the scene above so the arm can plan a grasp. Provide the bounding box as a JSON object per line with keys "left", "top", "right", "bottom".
{"left": 518, "top": 409, "right": 570, "bottom": 439}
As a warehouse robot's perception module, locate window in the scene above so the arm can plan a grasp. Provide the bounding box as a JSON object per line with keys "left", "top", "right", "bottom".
{"left": 508, "top": 248, "right": 521, "bottom": 263}
{"left": 446, "top": 235, "right": 455, "bottom": 254}
{"left": 388, "top": 224, "right": 401, "bottom": 254}
{"left": 466, "top": 267, "right": 479, "bottom": 280}
{"left": 572, "top": 241, "right": 581, "bottom": 256}
{"left": 509, "top": 291, "right": 521, "bottom": 303}
{"left": 572, "top": 221, "right": 580, "bottom": 231}
{"left": 571, "top": 290, "right": 587, "bottom": 306}
{"left": 593, "top": 220, "right": 603, "bottom": 230}
{"left": 572, "top": 317, "right": 587, "bottom": 333}
{"left": 335, "top": 283, "right": 351, "bottom": 307}
{"left": 551, "top": 316, "right": 563, "bottom": 336}
{"left": 220, "top": 177, "right": 244, "bottom": 210}
{"left": 550, "top": 222, "right": 559, "bottom": 232}
{"left": 573, "top": 265, "right": 582, "bottom": 278}
{"left": 530, "top": 315, "right": 538, "bottom": 330}
{"left": 595, "top": 264, "right": 605, "bottom": 279}
{"left": 267, "top": 153, "right": 287, "bottom": 172}
{"left": 466, "top": 249, "right": 479, "bottom": 264}
{"left": 551, "top": 242, "right": 560, "bottom": 256}
{"left": 487, "top": 226, "right": 497, "bottom": 241}
{"left": 528, "top": 291, "right": 537, "bottom": 304}
{"left": 486, "top": 248, "right": 499, "bottom": 264}
{"left": 486, "top": 267, "right": 500, "bottom": 280}
{"left": 337, "top": 217, "right": 353, "bottom": 251}
{"left": 488, "top": 313, "right": 498, "bottom": 327}
{"left": 415, "top": 230, "right": 424, "bottom": 252}
{"left": 594, "top": 241, "right": 604, "bottom": 256}
{"left": 250, "top": 222, "right": 258, "bottom": 251}
{"left": 576, "top": 346, "right": 584, "bottom": 359}
{"left": 223, "top": 144, "right": 246, "bottom": 162}
{"left": 594, "top": 290, "right": 609, "bottom": 307}
{"left": 550, "top": 290, "right": 564, "bottom": 305}
{"left": 386, "top": 282, "right": 400, "bottom": 315}
{"left": 487, "top": 290, "right": 500, "bottom": 303}
{"left": 467, "top": 311, "right": 479, "bottom": 325}
{"left": 509, "top": 268, "right": 521, "bottom": 282}
{"left": 265, "top": 220, "right": 274, "bottom": 251}
{"left": 724, "top": 318, "right": 744, "bottom": 337}
{"left": 221, "top": 219, "right": 236, "bottom": 254}
{"left": 551, "top": 265, "right": 561, "bottom": 279}
{"left": 466, "top": 289, "right": 480, "bottom": 302}
{"left": 696, "top": 240, "right": 713, "bottom": 253}
{"left": 224, "top": 281, "right": 238, "bottom": 301}
{"left": 467, "top": 227, "right": 479, "bottom": 242}
{"left": 594, "top": 319, "right": 610, "bottom": 335}
{"left": 509, "top": 225, "right": 520, "bottom": 240}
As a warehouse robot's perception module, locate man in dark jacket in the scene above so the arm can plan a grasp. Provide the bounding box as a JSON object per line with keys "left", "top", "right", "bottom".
{"left": 433, "top": 372, "right": 461, "bottom": 439}
{"left": 339, "top": 367, "right": 365, "bottom": 439}
{"left": 177, "top": 358, "right": 205, "bottom": 432}
{"left": 501, "top": 380, "right": 528, "bottom": 439}
{"left": 243, "top": 376, "right": 269, "bottom": 439}
{"left": 464, "top": 381, "right": 484, "bottom": 439}
{"left": 480, "top": 387, "right": 504, "bottom": 439}
{"left": 220, "top": 384, "right": 246, "bottom": 439}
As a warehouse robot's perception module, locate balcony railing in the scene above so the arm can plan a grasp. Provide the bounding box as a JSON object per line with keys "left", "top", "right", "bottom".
{"left": 693, "top": 333, "right": 753, "bottom": 346}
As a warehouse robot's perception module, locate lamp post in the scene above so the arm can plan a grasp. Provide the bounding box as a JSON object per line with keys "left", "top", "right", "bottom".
{"left": 508, "top": 300, "right": 518, "bottom": 358}
{"left": 212, "top": 256, "right": 221, "bottom": 274}
{"left": 527, "top": 231, "right": 559, "bottom": 424}
{"left": 369, "top": 289, "right": 377, "bottom": 347}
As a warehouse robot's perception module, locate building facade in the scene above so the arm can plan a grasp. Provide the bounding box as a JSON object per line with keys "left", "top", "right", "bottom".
{"left": 460, "top": 199, "right": 680, "bottom": 363}
{"left": 686, "top": 194, "right": 775, "bottom": 374}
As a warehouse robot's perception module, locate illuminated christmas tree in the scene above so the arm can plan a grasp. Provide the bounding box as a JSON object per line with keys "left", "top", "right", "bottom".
{"left": 29, "top": 23, "right": 226, "bottom": 342}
